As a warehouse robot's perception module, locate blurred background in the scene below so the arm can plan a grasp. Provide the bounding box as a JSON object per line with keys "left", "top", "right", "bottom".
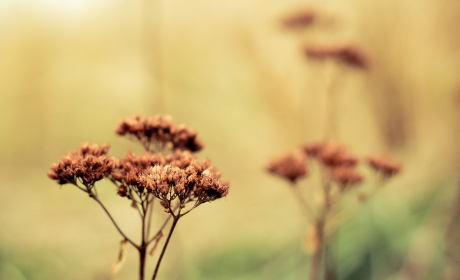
{"left": 1, "top": 0, "right": 460, "bottom": 279}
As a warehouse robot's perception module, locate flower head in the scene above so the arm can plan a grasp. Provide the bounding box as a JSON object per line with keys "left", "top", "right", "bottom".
{"left": 267, "top": 152, "right": 307, "bottom": 183}
{"left": 115, "top": 114, "right": 203, "bottom": 152}
{"left": 47, "top": 143, "right": 115, "bottom": 186}
{"left": 367, "top": 155, "right": 402, "bottom": 178}
{"left": 304, "top": 44, "right": 370, "bottom": 70}
{"left": 281, "top": 8, "right": 316, "bottom": 29}
{"left": 138, "top": 155, "right": 229, "bottom": 210}
{"left": 315, "top": 142, "right": 358, "bottom": 168}
{"left": 329, "top": 166, "right": 364, "bottom": 190}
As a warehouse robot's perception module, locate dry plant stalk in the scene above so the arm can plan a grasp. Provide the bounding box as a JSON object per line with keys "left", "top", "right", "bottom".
{"left": 47, "top": 114, "right": 229, "bottom": 280}
{"left": 266, "top": 141, "right": 401, "bottom": 280}
{"left": 277, "top": 18, "right": 379, "bottom": 279}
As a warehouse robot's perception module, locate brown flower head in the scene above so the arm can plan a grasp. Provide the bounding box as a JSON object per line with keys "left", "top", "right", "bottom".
{"left": 301, "top": 141, "right": 327, "bottom": 157}
{"left": 47, "top": 143, "right": 115, "bottom": 186}
{"left": 117, "top": 184, "right": 128, "bottom": 197}
{"left": 281, "top": 8, "right": 315, "bottom": 29}
{"left": 115, "top": 114, "right": 203, "bottom": 153}
{"left": 330, "top": 166, "right": 364, "bottom": 190}
{"left": 317, "top": 142, "right": 358, "bottom": 168}
{"left": 367, "top": 155, "right": 402, "bottom": 178}
{"left": 304, "top": 44, "right": 370, "bottom": 70}
{"left": 138, "top": 156, "right": 229, "bottom": 211}
{"left": 267, "top": 152, "right": 307, "bottom": 183}
{"left": 111, "top": 151, "right": 166, "bottom": 192}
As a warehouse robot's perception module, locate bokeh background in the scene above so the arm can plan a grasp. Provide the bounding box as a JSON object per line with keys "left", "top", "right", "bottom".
{"left": 1, "top": 0, "right": 460, "bottom": 279}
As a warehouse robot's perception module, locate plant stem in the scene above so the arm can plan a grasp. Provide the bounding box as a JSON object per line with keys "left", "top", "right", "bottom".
{"left": 309, "top": 219, "right": 324, "bottom": 280}
{"left": 91, "top": 195, "right": 138, "bottom": 249}
{"left": 324, "top": 241, "right": 337, "bottom": 280}
{"left": 139, "top": 197, "right": 148, "bottom": 280}
{"left": 139, "top": 247, "right": 147, "bottom": 280}
{"left": 322, "top": 180, "right": 336, "bottom": 280}
{"left": 152, "top": 216, "right": 179, "bottom": 280}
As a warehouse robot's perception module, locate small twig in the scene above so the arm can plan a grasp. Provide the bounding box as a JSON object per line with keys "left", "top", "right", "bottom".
{"left": 146, "top": 195, "right": 155, "bottom": 240}
{"left": 147, "top": 203, "right": 181, "bottom": 244}
{"left": 151, "top": 212, "right": 181, "bottom": 280}
{"left": 90, "top": 194, "right": 139, "bottom": 249}
{"left": 289, "top": 183, "right": 315, "bottom": 222}
{"left": 71, "top": 182, "right": 87, "bottom": 193}
{"left": 179, "top": 199, "right": 201, "bottom": 218}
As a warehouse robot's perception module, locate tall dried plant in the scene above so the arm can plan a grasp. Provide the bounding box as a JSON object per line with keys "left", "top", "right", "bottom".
{"left": 47, "top": 115, "right": 229, "bottom": 280}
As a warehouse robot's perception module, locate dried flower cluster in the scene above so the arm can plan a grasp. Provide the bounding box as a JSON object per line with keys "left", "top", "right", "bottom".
{"left": 268, "top": 140, "right": 401, "bottom": 190}
{"left": 303, "top": 45, "right": 370, "bottom": 70}
{"left": 47, "top": 143, "right": 115, "bottom": 186}
{"left": 282, "top": 8, "right": 316, "bottom": 29}
{"left": 266, "top": 152, "right": 307, "bottom": 183}
{"left": 140, "top": 162, "right": 229, "bottom": 208}
{"left": 47, "top": 114, "right": 228, "bottom": 280}
{"left": 367, "top": 155, "right": 402, "bottom": 178}
{"left": 115, "top": 115, "right": 203, "bottom": 152}
{"left": 267, "top": 140, "right": 402, "bottom": 280}
{"left": 111, "top": 149, "right": 229, "bottom": 210}
{"left": 303, "top": 141, "right": 363, "bottom": 190}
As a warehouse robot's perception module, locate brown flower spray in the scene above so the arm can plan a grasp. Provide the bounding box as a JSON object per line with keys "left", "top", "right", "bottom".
{"left": 266, "top": 140, "right": 401, "bottom": 280}
{"left": 47, "top": 115, "right": 228, "bottom": 280}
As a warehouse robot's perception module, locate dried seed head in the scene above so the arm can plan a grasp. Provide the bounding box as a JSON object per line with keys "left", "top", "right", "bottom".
{"left": 117, "top": 185, "right": 128, "bottom": 197}
{"left": 133, "top": 152, "right": 229, "bottom": 207}
{"left": 301, "top": 141, "right": 327, "bottom": 157}
{"left": 367, "top": 155, "right": 402, "bottom": 178}
{"left": 329, "top": 166, "right": 364, "bottom": 190}
{"left": 304, "top": 44, "right": 370, "bottom": 70}
{"left": 47, "top": 143, "right": 115, "bottom": 186}
{"left": 282, "top": 8, "right": 315, "bottom": 29}
{"left": 115, "top": 114, "right": 203, "bottom": 152}
{"left": 317, "top": 142, "right": 358, "bottom": 168}
{"left": 266, "top": 152, "right": 308, "bottom": 183}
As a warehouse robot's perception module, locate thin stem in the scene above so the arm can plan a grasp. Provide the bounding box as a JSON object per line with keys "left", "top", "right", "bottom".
{"left": 147, "top": 203, "right": 182, "bottom": 244}
{"left": 152, "top": 216, "right": 179, "bottom": 280}
{"left": 139, "top": 247, "right": 146, "bottom": 280}
{"left": 309, "top": 219, "right": 324, "bottom": 280}
{"left": 289, "top": 184, "right": 315, "bottom": 222}
{"left": 138, "top": 200, "right": 147, "bottom": 280}
{"left": 91, "top": 195, "right": 139, "bottom": 249}
{"left": 179, "top": 200, "right": 201, "bottom": 218}
{"left": 71, "top": 182, "right": 87, "bottom": 193}
{"left": 146, "top": 195, "right": 155, "bottom": 240}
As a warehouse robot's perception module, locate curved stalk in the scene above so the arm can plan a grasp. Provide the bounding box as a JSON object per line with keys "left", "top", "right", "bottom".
{"left": 151, "top": 216, "right": 179, "bottom": 280}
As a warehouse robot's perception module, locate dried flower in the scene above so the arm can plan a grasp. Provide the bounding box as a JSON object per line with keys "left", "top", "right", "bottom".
{"left": 266, "top": 152, "right": 307, "bottom": 183}
{"left": 139, "top": 158, "right": 229, "bottom": 207}
{"left": 47, "top": 143, "right": 115, "bottom": 186}
{"left": 115, "top": 114, "right": 203, "bottom": 152}
{"left": 301, "top": 141, "right": 327, "bottom": 157}
{"left": 46, "top": 115, "right": 228, "bottom": 280}
{"left": 333, "top": 45, "right": 369, "bottom": 70}
{"left": 317, "top": 142, "right": 358, "bottom": 168}
{"left": 282, "top": 8, "right": 315, "bottom": 29}
{"left": 117, "top": 185, "right": 128, "bottom": 197}
{"left": 367, "top": 155, "right": 402, "bottom": 177}
{"left": 304, "top": 44, "right": 370, "bottom": 70}
{"left": 329, "top": 166, "right": 364, "bottom": 190}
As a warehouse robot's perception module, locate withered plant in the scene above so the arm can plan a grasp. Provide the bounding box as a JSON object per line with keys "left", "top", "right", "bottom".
{"left": 47, "top": 115, "right": 230, "bottom": 280}
{"left": 267, "top": 141, "right": 401, "bottom": 280}
{"left": 269, "top": 12, "right": 387, "bottom": 280}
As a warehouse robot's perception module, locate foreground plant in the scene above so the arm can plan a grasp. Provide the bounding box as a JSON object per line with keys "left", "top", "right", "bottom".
{"left": 47, "top": 115, "right": 229, "bottom": 280}
{"left": 266, "top": 140, "right": 401, "bottom": 280}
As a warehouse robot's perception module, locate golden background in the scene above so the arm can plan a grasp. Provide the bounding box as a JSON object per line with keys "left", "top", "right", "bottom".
{"left": 1, "top": 0, "right": 459, "bottom": 279}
